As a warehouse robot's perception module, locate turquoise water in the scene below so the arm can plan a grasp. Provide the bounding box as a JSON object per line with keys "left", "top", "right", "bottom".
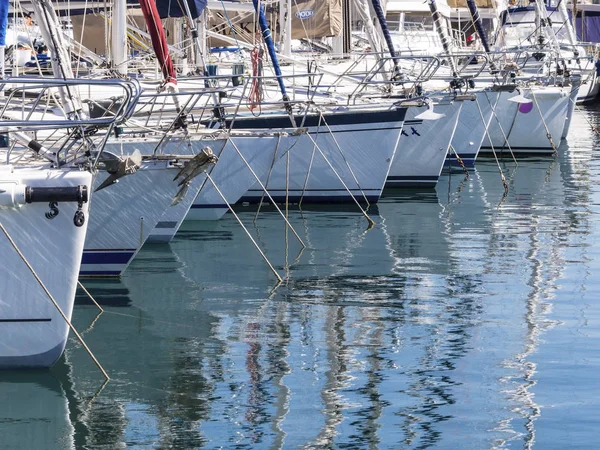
{"left": 1, "top": 107, "right": 600, "bottom": 449}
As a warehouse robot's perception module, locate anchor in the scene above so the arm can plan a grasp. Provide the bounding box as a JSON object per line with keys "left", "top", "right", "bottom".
{"left": 95, "top": 150, "right": 143, "bottom": 192}
{"left": 172, "top": 147, "right": 218, "bottom": 205}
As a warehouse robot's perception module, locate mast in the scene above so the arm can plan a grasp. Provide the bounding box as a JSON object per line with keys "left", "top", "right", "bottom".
{"left": 178, "top": 0, "right": 208, "bottom": 73}
{"left": 332, "top": 0, "right": 352, "bottom": 58}
{"left": 112, "top": 0, "right": 128, "bottom": 75}
{"left": 281, "top": 0, "right": 292, "bottom": 58}
{"left": 465, "top": 0, "right": 499, "bottom": 72}
{"left": 352, "top": 0, "right": 384, "bottom": 56}
{"left": 150, "top": 0, "right": 208, "bottom": 74}
{"left": 572, "top": 0, "right": 578, "bottom": 38}
{"left": 428, "top": 0, "right": 458, "bottom": 76}
{"left": 534, "top": 0, "right": 561, "bottom": 55}
{"left": 369, "top": 0, "right": 401, "bottom": 76}
{"left": 557, "top": 0, "right": 580, "bottom": 60}
{"left": 29, "top": 0, "right": 83, "bottom": 116}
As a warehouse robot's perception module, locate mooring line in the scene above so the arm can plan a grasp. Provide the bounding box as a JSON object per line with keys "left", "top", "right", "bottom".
{"left": 205, "top": 172, "right": 283, "bottom": 283}
{"left": 475, "top": 97, "right": 509, "bottom": 195}
{"left": 227, "top": 135, "right": 306, "bottom": 248}
{"left": 0, "top": 222, "right": 109, "bottom": 380}
{"left": 78, "top": 281, "right": 104, "bottom": 313}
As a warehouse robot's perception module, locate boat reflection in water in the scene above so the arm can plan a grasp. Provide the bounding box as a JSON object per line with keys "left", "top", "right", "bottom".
{"left": 0, "top": 370, "right": 75, "bottom": 449}
{"left": 0, "top": 126, "right": 596, "bottom": 448}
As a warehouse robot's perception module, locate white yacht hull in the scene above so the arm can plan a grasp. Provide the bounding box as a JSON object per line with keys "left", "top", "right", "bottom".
{"left": 481, "top": 87, "right": 570, "bottom": 154}
{"left": 563, "top": 79, "right": 582, "bottom": 139}
{"left": 0, "top": 167, "right": 91, "bottom": 368}
{"left": 187, "top": 133, "right": 290, "bottom": 221}
{"left": 446, "top": 91, "right": 498, "bottom": 167}
{"left": 234, "top": 107, "right": 406, "bottom": 204}
{"left": 82, "top": 152, "right": 183, "bottom": 277}
{"left": 387, "top": 101, "right": 462, "bottom": 188}
{"left": 142, "top": 136, "right": 226, "bottom": 240}
{"left": 146, "top": 175, "right": 204, "bottom": 242}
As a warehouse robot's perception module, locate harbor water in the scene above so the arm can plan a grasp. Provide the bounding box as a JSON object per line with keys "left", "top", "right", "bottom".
{"left": 2, "top": 106, "right": 600, "bottom": 449}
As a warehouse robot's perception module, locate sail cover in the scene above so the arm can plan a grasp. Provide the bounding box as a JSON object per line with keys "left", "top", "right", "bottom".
{"left": 0, "top": 0, "right": 8, "bottom": 47}
{"left": 139, "top": 0, "right": 176, "bottom": 84}
{"left": 291, "top": 0, "right": 342, "bottom": 39}
{"left": 155, "top": 0, "right": 208, "bottom": 19}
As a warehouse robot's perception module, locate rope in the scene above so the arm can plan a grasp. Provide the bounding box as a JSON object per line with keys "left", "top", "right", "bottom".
{"left": 304, "top": 132, "right": 375, "bottom": 229}
{"left": 219, "top": 0, "right": 243, "bottom": 53}
{"left": 449, "top": 144, "right": 469, "bottom": 177}
{"left": 249, "top": 44, "right": 264, "bottom": 113}
{"left": 318, "top": 110, "right": 371, "bottom": 206}
{"left": 206, "top": 173, "right": 283, "bottom": 284}
{"left": 226, "top": 135, "right": 306, "bottom": 248}
{"left": 255, "top": 134, "right": 281, "bottom": 219}
{"left": 78, "top": 280, "right": 104, "bottom": 312}
{"left": 570, "top": 97, "right": 600, "bottom": 136}
{"left": 0, "top": 221, "right": 109, "bottom": 380}
{"left": 299, "top": 114, "right": 322, "bottom": 207}
{"left": 531, "top": 91, "right": 558, "bottom": 154}
{"left": 484, "top": 91, "right": 518, "bottom": 166}
{"left": 475, "top": 97, "right": 509, "bottom": 194}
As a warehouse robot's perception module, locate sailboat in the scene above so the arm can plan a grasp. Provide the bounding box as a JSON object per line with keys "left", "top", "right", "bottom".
{"left": 0, "top": 76, "right": 139, "bottom": 368}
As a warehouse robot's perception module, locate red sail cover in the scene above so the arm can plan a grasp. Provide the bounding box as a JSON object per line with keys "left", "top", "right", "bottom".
{"left": 138, "top": 0, "right": 176, "bottom": 85}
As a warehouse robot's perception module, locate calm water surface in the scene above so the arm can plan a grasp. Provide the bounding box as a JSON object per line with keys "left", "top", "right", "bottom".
{"left": 2, "top": 107, "right": 600, "bottom": 449}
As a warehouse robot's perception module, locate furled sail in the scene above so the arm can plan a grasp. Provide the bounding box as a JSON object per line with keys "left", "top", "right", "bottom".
{"left": 0, "top": 0, "right": 7, "bottom": 48}
{"left": 138, "top": 0, "right": 177, "bottom": 85}
{"left": 291, "top": 0, "right": 342, "bottom": 39}
{"left": 0, "top": 0, "right": 7, "bottom": 75}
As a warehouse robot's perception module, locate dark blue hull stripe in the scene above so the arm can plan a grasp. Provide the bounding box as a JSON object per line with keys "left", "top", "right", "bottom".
{"left": 79, "top": 271, "right": 124, "bottom": 277}
{"left": 224, "top": 108, "right": 408, "bottom": 130}
{"left": 445, "top": 154, "right": 477, "bottom": 167}
{"left": 245, "top": 188, "right": 381, "bottom": 192}
{"left": 81, "top": 250, "right": 136, "bottom": 265}
{"left": 387, "top": 176, "right": 438, "bottom": 181}
{"left": 384, "top": 182, "right": 438, "bottom": 188}
{"left": 444, "top": 160, "right": 476, "bottom": 167}
{"left": 238, "top": 195, "right": 380, "bottom": 204}
{"left": 191, "top": 204, "right": 230, "bottom": 209}
{"left": 155, "top": 221, "right": 178, "bottom": 228}
{"left": 480, "top": 146, "right": 554, "bottom": 152}
{"left": 0, "top": 318, "right": 51, "bottom": 323}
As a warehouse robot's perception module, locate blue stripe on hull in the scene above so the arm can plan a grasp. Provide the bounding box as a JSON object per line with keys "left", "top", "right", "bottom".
{"left": 479, "top": 146, "right": 555, "bottom": 155}
{"left": 384, "top": 181, "right": 438, "bottom": 189}
{"left": 444, "top": 154, "right": 477, "bottom": 167}
{"left": 79, "top": 270, "right": 124, "bottom": 277}
{"left": 385, "top": 175, "right": 439, "bottom": 188}
{"left": 81, "top": 250, "right": 136, "bottom": 265}
{"left": 387, "top": 175, "right": 438, "bottom": 181}
{"left": 190, "top": 204, "right": 230, "bottom": 209}
{"left": 79, "top": 250, "right": 137, "bottom": 278}
{"left": 223, "top": 108, "right": 408, "bottom": 130}
{"left": 238, "top": 194, "right": 381, "bottom": 205}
